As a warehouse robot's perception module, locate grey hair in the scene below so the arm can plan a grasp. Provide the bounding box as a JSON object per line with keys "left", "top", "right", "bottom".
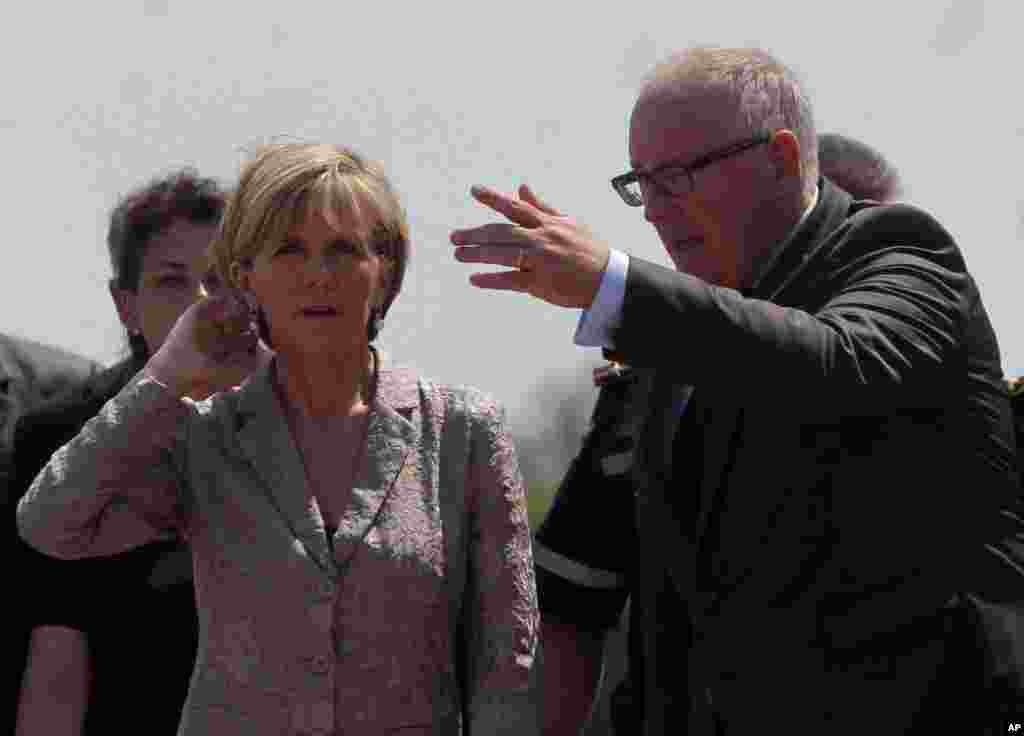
{"left": 641, "top": 46, "right": 818, "bottom": 195}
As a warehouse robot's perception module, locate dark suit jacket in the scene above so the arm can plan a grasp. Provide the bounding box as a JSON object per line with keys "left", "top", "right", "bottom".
{"left": 10, "top": 359, "right": 200, "bottom": 736}
{"left": 1, "top": 333, "right": 100, "bottom": 496}
{"left": 613, "top": 179, "right": 1021, "bottom": 734}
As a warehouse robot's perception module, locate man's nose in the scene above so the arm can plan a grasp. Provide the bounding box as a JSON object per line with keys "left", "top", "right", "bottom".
{"left": 643, "top": 191, "right": 672, "bottom": 224}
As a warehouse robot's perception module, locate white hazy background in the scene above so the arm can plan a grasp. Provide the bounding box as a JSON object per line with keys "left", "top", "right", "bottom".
{"left": 2, "top": 0, "right": 1020, "bottom": 480}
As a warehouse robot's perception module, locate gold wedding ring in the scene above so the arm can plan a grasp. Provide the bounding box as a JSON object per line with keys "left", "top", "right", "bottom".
{"left": 516, "top": 248, "right": 526, "bottom": 271}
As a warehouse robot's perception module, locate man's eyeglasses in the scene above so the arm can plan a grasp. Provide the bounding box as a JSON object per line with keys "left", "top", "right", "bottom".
{"left": 611, "top": 132, "right": 773, "bottom": 207}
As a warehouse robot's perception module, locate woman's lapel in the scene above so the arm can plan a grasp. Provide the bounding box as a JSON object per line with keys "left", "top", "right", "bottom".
{"left": 233, "top": 360, "right": 337, "bottom": 577}
{"left": 333, "top": 365, "right": 419, "bottom": 562}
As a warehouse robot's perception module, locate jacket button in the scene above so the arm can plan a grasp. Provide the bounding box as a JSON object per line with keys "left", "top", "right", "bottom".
{"left": 310, "top": 701, "right": 333, "bottom": 731}
{"left": 310, "top": 655, "right": 331, "bottom": 675}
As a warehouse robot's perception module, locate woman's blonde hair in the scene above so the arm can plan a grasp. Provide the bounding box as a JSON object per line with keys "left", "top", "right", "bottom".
{"left": 211, "top": 142, "right": 410, "bottom": 341}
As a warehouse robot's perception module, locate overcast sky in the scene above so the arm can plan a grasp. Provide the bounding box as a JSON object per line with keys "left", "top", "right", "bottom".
{"left": 2, "top": 0, "right": 1019, "bottom": 442}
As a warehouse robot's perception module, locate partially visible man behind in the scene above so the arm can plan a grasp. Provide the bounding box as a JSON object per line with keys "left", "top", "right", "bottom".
{"left": 816, "top": 132, "right": 902, "bottom": 203}
{"left": 1, "top": 334, "right": 99, "bottom": 500}
{"left": 2, "top": 333, "right": 100, "bottom": 732}
{"left": 531, "top": 130, "right": 911, "bottom": 736}
{"left": 453, "top": 46, "right": 1021, "bottom": 734}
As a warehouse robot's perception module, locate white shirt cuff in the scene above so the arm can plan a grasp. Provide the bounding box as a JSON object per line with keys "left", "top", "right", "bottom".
{"left": 574, "top": 248, "right": 629, "bottom": 348}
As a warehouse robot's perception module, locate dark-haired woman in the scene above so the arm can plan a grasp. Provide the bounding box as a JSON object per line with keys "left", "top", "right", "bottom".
{"left": 12, "top": 170, "right": 231, "bottom": 735}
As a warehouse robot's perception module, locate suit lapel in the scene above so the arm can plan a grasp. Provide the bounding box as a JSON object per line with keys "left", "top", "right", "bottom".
{"left": 234, "top": 361, "right": 337, "bottom": 577}
{"left": 333, "top": 366, "right": 419, "bottom": 564}
{"left": 646, "top": 372, "right": 690, "bottom": 476}
{"left": 693, "top": 392, "right": 742, "bottom": 547}
{"left": 636, "top": 372, "right": 697, "bottom": 600}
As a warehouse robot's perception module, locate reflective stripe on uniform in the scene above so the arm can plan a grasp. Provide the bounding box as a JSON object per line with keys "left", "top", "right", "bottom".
{"left": 533, "top": 542, "right": 627, "bottom": 590}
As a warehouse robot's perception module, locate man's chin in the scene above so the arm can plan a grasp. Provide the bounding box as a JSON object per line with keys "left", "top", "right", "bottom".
{"left": 664, "top": 240, "right": 705, "bottom": 273}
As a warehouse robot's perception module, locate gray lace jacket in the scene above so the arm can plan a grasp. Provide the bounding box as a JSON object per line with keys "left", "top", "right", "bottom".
{"left": 17, "top": 358, "right": 539, "bottom": 736}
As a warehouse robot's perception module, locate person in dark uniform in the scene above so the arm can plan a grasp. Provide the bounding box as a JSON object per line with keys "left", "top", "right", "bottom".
{"left": 12, "top": 169, "right": 228, "bottom": 735}
{"left": 3, "top": 334, "right": 100, "bottom": 733}
{"left": 533, "top": 357, "right": 640, "bottom": 735}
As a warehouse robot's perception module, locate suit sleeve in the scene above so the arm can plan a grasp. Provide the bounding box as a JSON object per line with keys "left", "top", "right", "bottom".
{"left": 613, "top": 205, "right": 970, "bottom": 417}
{"left": 463, "top": 394, "right": 540, "bottom": 735}
{"left": 16, "top": 374, "right": 193, "bottom": 559}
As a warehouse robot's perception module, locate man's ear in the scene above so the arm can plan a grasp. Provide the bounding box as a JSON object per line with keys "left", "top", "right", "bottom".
{"left": 769, "top": 129, "right": 803, "bottom": 180}
{"left": 108, "top": 281, "right": 140, "bottom": 334}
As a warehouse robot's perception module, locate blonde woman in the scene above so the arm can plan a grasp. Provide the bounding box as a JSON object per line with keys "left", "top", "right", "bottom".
{"left": 18, "top": 143, "right": 539, "bottom": 736}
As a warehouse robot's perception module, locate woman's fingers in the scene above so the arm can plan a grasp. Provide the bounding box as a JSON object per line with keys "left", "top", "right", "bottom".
{"left": 214, "top": 330, "right": 258, "bottom": 359}
{"left": 192, "top": 295, "right": 252, "bottom": 355}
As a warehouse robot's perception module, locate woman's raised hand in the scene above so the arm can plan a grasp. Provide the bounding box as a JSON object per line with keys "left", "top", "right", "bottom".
{"left": 145, "top": 295, "right": 265, "bottom": 399}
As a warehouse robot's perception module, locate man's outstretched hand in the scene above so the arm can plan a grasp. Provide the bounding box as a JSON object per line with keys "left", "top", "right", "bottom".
{"left": 451, "top": 184, "right": 610, "bottom": 309}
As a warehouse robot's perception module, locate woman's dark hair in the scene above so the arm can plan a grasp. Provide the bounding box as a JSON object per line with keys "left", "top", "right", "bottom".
{"left": 107, "top": 169, "right": 227, "bottom": 364}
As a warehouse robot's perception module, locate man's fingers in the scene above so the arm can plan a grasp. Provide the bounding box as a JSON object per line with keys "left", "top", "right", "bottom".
{"left": 468, "top": 185, "right": 544, "bottom": 228}
{"left": 451, "top": 222, "right": 530, "bottom": 247}
{"left": 518, "top": 183, "right": 562, "bottom": 217}
{"left": 468, "top": 270, "right": 532, "bottom": 292}
{"left": 453, "top": 244, "right": 529, "bottom": 269}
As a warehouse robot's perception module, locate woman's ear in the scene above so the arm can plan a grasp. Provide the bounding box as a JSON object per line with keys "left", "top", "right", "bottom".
{"left": 230, "top": 260, "right": 259, "bottom": 308}
{"left": 374, "top": 258, "right": 396, "bottom": 311}
{"left": 108, "top": 281, "right": 141, "bottom": 335}
{"left": 230, "top": 260, "right": 249, "bottom": 293}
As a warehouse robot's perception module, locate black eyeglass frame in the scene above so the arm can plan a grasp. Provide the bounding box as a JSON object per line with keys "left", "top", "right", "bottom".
{"left": 611, "top": 132, "right": 774, "bottom": 207}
